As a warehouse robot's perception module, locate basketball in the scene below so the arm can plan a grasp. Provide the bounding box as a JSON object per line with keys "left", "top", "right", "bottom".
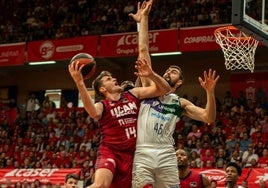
{"left": 70, "top": 53, "right": 96, "bottom": 80}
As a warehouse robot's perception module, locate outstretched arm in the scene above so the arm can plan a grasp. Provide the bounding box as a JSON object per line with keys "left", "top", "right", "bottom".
{"left": 129, "top": 0, "right": 153, "bottom": 87}
{"left": 181, "top": 69, "right": 220, "bottom": 123}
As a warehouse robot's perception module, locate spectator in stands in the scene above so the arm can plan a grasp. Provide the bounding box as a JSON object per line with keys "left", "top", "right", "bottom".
{"left": 14, "top": 181, "right": 22, "bottom": 188}
{"left": 80, "top": 160, "right": 94, "bottom": 186}
{"left": 237, "top": 91, "right": 247, "bottom": 107}
{"left": 175, "top": 132, "right": 186, "bottom": 149}
{"left": 30, "top": 182, "right": 37, "bottom": 188}
{"left": 226, "top": 132, "right": 238, "bottom": 155}
{"left": 211, "top": 179, "right": 217, "bottom": 188}
{"left": 74, "top": 150, "right": 88, "bottom": 168}
{"left": 251, "top": 125, "right": 265, "bottom": 145}
{"left": 189, "top": 150, "right": 201, "bottom": 168}
{"left": 223, "top": 91, "right": 234, "bottom": 110}
{"left": 0, "top": 0, "right": 233, "bottom": 44}
{"left": 239, "top": 132, "right": 253, "bottom": 152}
{"left": 79, "top": 136, "right": 92, "bottom": 152}
{"left": 42, "top": 95, "right": 55, "bottom": 111}
{"left": 200, "top": 148, "right": 215, "bottom": 168}
{"left": 54, "top": 183, "right": 61, "bottom": 188}
{"left": 225, "top": 162, "right": 242, "bottom": 188}
{"left": 65, "top": 173, "right": 79, "bottom": 188}
{"left": 260, "top": 115, "right": 268, "bottom": 133}
{"left": 215, "top": 148, "right": 228, "bottom": 168}
{"left": 25, "top": 93, "right": 40, "bottom": 117}
{"left": 191, "top": 139, "right": 202, "bottom": 155}
{"left": 254, "top": 141, "right": 266, "bottom": 156}
{"left": 187, "top": 124, "right": 202, "bottom": 144}
{"left": 5, "top": 179, "right": 12, "bottom": 188}
{"left": 0, "top": 152, "right": 7, "bottom": 168}
{"left": 187, "top": 135, "right": 199, "bottom": 149}
{"left": 231, "top": 103, "right": 245, "bottom": 120}
{"left": 258, "top": 148, "right": 268, "bottom": 168}
{"left": 255, "top": 86, "right": 266, "bottom": 104}
{"left": 177, "top": 149, "right": 212, "bottom": 187}
{"left": 242, "top": 144, "right": 259, "bottom": 168}
{"left": 200, "top": 132, "right": 213, "bottom": 147}
{"left": 22, "top": 180, "right": 31, "bottom": 188}
{"left": 229, "top": 149, "right": 242, "bottom": 166}
{"left": 5, "top": 158, "right": 14, "bottom": 168}
{"left": 44, "top": 182, "right": 53, "bottom": 188}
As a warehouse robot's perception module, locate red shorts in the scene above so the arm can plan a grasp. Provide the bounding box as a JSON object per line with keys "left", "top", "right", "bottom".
{"left": 95, "top": 145, "right": 134, "bottom": 188}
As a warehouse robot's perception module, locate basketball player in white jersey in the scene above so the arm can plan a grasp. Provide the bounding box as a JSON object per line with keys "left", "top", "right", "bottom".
{"left": 129, "top": 1, "right": 220, "bottom": 187}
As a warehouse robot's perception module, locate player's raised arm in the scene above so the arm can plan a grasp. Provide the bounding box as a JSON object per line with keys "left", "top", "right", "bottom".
{"left": 129, "top": 0, "right": 153, "bottom": 87}
{"left": 68, "top": 61, "right": 102, "bottom": 120}
{"left": 181, "top": 69, "right": 220, "bottom": 123}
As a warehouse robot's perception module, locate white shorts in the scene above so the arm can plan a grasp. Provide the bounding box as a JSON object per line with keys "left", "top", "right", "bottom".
{"left": 132, "top": 145, "right": 180, "bottom": 188}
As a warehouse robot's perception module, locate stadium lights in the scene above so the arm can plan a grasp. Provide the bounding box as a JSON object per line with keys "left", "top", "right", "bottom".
{"left": 151, "top": 52, "right": 182, "bottom": 57}
{"left": 28, "top": 61, "right": 56, "bottom": 65}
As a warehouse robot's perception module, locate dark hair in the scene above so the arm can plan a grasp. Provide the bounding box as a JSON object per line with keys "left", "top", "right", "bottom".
{"left": 169, "top": 65, "right": 184, "bottom": 82}
{"left": 92, "top": 71, "right": 111, "bottom": 97}
{"left": 226, "top": 162, "right": 242, "bottom": 176}
{"left": 65, "top": 173, "right": 79, "bottom": 183}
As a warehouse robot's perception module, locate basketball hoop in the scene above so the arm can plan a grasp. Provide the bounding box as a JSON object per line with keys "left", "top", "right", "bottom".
{"left": 214, "top": 26, "right": 259, "bottom": 73}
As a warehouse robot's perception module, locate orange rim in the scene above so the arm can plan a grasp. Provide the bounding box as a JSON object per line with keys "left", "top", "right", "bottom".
{"left": 214, "top": 26, "right": 256, "bottom": 41}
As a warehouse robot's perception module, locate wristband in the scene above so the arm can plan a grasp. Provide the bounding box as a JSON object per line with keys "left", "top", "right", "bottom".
{"left": 137, "top": 23, "right": 140, "bottom": 32}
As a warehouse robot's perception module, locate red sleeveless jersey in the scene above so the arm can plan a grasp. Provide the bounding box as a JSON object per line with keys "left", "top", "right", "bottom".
{"left": 98, "top": 92, "right": 140, "bottom": 152}
{"left": 179, "top": 170, "right": 204, "bottom": 188}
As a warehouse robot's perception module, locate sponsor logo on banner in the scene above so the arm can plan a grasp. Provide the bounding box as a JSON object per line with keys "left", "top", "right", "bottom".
{"left": 0, "top": 168, "right": 80, "bottom": 185}
{"left": 27, "top": 36, "right": 99, "bottom": 62}
{"left": 0, "top": 43, "right": 25, "bottom": 66}
{"left": 38, "top": 41, "right": 84, "bottom": 59}
{"left": 4, "top": 168, "right": 59, "bottom": 177}
{"left": 39, "top": 41, "right": 55, "bottom": 59}
{"left": 179, "top": 24, "right": 229, "bottom": 52}
{"left": 194, "top": 168, "right": 268, "bottom": 188}
{"left": 201, "top": 169, "right": 226, "bottom": 183}
{"left": 99, "top": 29, "right": 178, "bottom": 57}
{"left": 115, "top": 33, "right": 160, "bottom": 56}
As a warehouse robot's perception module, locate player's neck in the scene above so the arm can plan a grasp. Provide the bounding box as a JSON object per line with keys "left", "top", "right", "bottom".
{"left": 170, "top": 87, "right": 177, "bottom": 94}
{"left": 226, "top": 182, "right": 238, "bottom": 188}
{"left": 179, "top": 167, "right": 190, "bottom": 179}
{"left": 106, "top": 92, "right": 121, "bottom": 101}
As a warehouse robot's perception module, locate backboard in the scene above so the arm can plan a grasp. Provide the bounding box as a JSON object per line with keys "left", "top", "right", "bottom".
{"left": 232, "top": 0, "right": 268, "bottom": 46}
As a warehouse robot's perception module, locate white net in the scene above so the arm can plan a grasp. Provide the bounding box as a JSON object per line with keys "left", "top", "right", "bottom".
{"left": 214, "top": 26, "right": 259, "bottom": 73}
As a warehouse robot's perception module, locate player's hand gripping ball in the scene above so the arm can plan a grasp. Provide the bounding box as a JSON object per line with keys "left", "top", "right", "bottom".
{"left": 70, "top": 53, "right": 96, "bottom": 80}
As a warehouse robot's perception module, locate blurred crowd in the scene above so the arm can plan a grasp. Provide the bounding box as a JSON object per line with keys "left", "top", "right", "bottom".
{"left": 0, "top": 87, "right": 268, "bottom": 186}
{"left": 0, "top": 0, "right": 232, "bottom": 44}
{"left": 0, "top": 94, "right": 99, "bottom": 187}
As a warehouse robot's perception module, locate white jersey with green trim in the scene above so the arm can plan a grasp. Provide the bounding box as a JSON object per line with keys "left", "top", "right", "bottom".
{"left": 137, "top": 93, "right": 182, "bottom": 146}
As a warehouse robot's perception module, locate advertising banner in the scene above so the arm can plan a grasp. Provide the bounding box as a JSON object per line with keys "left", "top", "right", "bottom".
{"left": 27, "top": 36, "right": 99, "bottom": 62}
{"left": 0, "top": 168, "right": 81, "bottom": 185}
{"left": 193, "top": 168, "right": 268, "bottom": 188}
{"left": 0, "top": 168, "right": 267, "bottom": 187}
{"left": 179, "top": 25, "right": 229, "bottom": 52}
{"left": 99, "top": 28, "right": 178, "bottom": 57}
{"left": 0, "top": 42, "right": 25, "bottom": 66}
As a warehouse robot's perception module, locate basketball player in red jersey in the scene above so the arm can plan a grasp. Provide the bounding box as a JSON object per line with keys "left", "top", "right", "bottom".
{"left": 176, "top": 149, "right": 212, "bottom": 188}
{"left": 69, "top": 43, "right": 170, "bottom": 188}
